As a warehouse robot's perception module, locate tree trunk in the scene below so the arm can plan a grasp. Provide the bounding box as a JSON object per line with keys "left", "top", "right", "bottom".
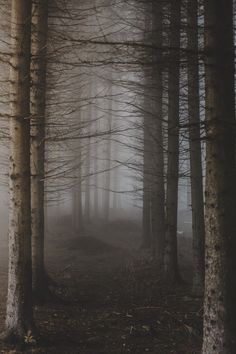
{"left": 103, "top": 87, "right": 112, "bottom": 222}
{"left": 72, "top": 112, "right": 83, "bottom": 234}
{"left": 187, "top": 0, "right": 205, "bottom": 296}
{"left": 142, "top": 121, "right": 152, "bottom": 248}
{"left": 30, "top": 0, "right": 49, "bottom": 302}
{"left": 93, "top": 110, "right": 99, "bottom": 219}
{"left": 72, "top": 168, "right": 83, "bottom": 234}
{"left": 164, "top": 0, "right": 181, "bottom": 281}
{"left": 77, "top": 149, "right": 83, "bottom": 232}
{"left": 112, "top": 110, "right": 119, "bottom": 215}
{"left": 4, "top": 0, "right": 34, "bottom": 342}
{"left": 142, "top": 5, "right": 152, "bottom": 249}
{"left": 84, "top": 106, "right": 91, "bottom": 223}
{"left": 202, "top": 1, "right": 236, "bottom": 352}
{"left": 84, "top": 138, "right": 91, "bottom": 223}
{"left": 94, "top": 147, "right": 99, "bottom": 219}
{"left": 142, "top": 0, "right": 165, "bottom": 253}
{"left": 150, "top": 0, "right": 165, "bottom": 263}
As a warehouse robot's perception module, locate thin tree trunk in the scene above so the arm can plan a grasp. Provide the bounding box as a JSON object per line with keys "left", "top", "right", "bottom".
{"left": 84, "top": 99, "right": 91, "bottom": 223}
{"left": 142, "top": 118, "right": 152, "bottom": 247}
{"left": 186, "top": 159, "right": 191, "bottom": 211}
{"left": 77, "top": 149, "right": 83, "bottom": 231}
{"left": 4, "top": 0, "right": 34, "bottom": 341}
{"left": 112, "top": 145, "right": 118, "bottom": 212}
{"left": 202, "top": 1, "right": 236, "bottom": 352}
{"left": 93, "top": 109, "right": 99, "bottom": 219}
{"left": 72, "top": 171, "right": 83, "bottom": 234}
{"left": 187, "top": 0, "right": 205, "bottom": 296}
{"left": 112, "top": 110, "right": 118, "bottom": 214}
{"left": 72, "top": 184, "right": 78, "bottom": 231}
{"left": 30, "top": 0, "right": 49, "bottom": 302}
{"left": 141, "top": 1, "right": 152, "bottom": 249}
{"left": 164, "top": 0, "right": 181, "bottom": 281}
{"left": 103, "top": 87, "right": 112, "bottom": 222}
{"left": 150, "top": 0, "right": 165, "bottom": 262}
{"left": 72, "top": 114, "right": 83, "bottom": 233}
{"left": 94, "top": 143, "right": 99, "bottom": 218}
{"left": 84, "top": 136, "right": 91, "bottom": 223}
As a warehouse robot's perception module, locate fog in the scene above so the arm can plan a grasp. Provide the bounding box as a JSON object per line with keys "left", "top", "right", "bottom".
{"left": 0, "top": 1, "right": 210, "bottom": 353}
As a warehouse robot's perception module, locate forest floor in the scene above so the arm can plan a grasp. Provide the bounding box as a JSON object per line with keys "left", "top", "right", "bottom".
{"left": 0, "top": 217, "right": 202, "bottom": 354}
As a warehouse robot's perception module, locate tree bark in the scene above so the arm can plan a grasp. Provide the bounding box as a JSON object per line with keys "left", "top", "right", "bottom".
{"left": 141, "top": 3, "right": 153, "bottom": 249}
{"left": 142, "top": 121, "right": 152, "bottom": 248}
{"left": 30, "top": 0, "right": 49, "bottom": 302}
{"left": 72, "top": 165, "right": 83, "bottom": 234}
{"left": 93, "top": 109, "right": 99, "bottom": 219}
{"left": 142, "top": 0, "right": 165, "bottom": 253}
{"left": 164, "top": 0, "right": 181, "bottom": 281}
{"left": 103, "top": 86, "right": 112, "bottom": 222}
{"left": 4, "top": 0, "right": 34, "bottom": 342}
{"left": 84, "top": 116, "right": 91, "bottom": 223}
{"left": 202, "top": 1, "right": 236, "bottom": 352}
{"left": 111, "top": 108, "right": 119, "bottom": 215}
{"left": 77, "top": 149, "right": 83, "bottom": 232}
{"left": 72, "top": 111, "right": 83, "bottom": 234}
{"left": 150, "top": 0, "right": 165, "bottom": 263}
{"left": 187, "top": 0, "right": 205, "bottom": 296}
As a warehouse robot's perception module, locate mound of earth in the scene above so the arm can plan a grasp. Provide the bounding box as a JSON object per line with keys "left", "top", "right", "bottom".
{"left": 64, "top": 236, "right": 118, "bottom": 255}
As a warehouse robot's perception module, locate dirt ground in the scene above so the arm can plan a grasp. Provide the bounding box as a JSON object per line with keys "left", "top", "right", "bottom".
{"left": 0, "top": 218, "right": 202, "bottom": 353}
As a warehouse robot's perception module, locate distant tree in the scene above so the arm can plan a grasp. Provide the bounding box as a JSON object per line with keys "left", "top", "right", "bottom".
{"left": 93, "top": 150, "right": 99, "bottom": 218}
{"left": 72, "top": 114, "right": 84, "bottom": 234}
{"left": 103, "top": 82, "right": 112, "bottom": 222}
{"left": 84, "top": 107, "right": 92, "bottom": 223}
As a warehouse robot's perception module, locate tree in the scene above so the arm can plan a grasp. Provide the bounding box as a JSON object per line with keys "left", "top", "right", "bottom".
{"left": 31, "top": 0, "right": 50, "bottom": 302}
{"left": 186, "top": 0, "right": 205, "bottom": 295}
{"left": 103, "top": 82, "right": 112, "bottom": 222}
{"left": 141, "top": 1, "right": 153, "bottom": 249}
{"left": 72, "top": 145, "right": 83, "bottom": 233}
{"left": 202, "top": 0, "right": 236, "bottom": 352}
{"left": 93, "top": 103, "right": 99, "bottom": 220}
{"left": 142, "top": 109, "right": 152, "bottom": 248}
{"left": 72, "top": 106, "right": 84, "bottom": 233}
{"left": 150, "top": 0, "right": 165, "bottom": 263}
{"left": 84, "top": 118, "right": 91, "bottom": 223}
{"left": 4, "top": 0, "right": 34, "bottom": 342}
{"left": 142, "top": 0, "right": 165, "bottom": 257}
{"left": 164, "top": 0, "right": 181, "bottom": 281}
